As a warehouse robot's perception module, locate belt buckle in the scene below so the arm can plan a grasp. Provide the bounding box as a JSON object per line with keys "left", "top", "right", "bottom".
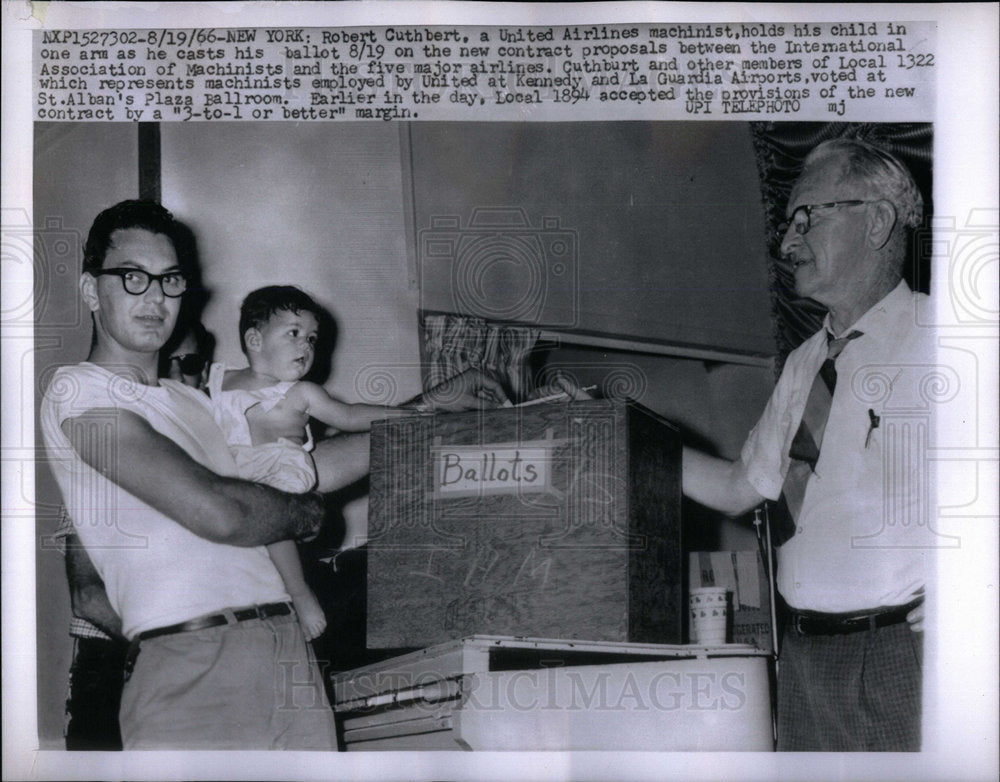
{"left": 793, "top": 613, "right": 807, "bottom": 635}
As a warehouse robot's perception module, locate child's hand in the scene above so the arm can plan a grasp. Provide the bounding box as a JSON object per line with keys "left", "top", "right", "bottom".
{"left": 422, "top": 369, "right": 509, "bottom": 411}
{"left": 291, "top": 588, "right": 327, "bottom": 642}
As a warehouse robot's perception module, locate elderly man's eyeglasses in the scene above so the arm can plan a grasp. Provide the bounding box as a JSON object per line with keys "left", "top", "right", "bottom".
{"left": 94, "top": 268, "right": 188, "bottom": 297}
{"left": 779, "top": 200, "right": 875, "bottom": 236}
{"left": 169, "top": 353, "right": 206, "bottom": 375}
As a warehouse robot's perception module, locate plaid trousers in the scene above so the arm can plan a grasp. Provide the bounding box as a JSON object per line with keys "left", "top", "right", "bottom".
{"left": 777, "top": 621, "right": 922, "bottom": 751}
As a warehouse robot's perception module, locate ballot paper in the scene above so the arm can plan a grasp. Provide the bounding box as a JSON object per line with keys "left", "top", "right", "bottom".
{"left": 514, "top": 385, "right": 598, "bottom": 407}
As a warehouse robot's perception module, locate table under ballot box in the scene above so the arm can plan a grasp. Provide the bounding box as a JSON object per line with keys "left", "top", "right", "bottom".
{"left": 366, "top": 399, "right": 684, "bottom": 649}
{"left": 331, "top": 635, "right": 774, "bottom": 751}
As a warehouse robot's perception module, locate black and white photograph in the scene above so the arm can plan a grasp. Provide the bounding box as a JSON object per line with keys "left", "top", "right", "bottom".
{"left": 2, "top": 3, "right": 997, "bottom": 781}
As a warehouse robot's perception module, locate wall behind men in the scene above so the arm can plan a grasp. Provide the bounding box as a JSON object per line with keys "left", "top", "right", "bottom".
{"left": 412, "top": 122, "right": 776, "bottom": 360}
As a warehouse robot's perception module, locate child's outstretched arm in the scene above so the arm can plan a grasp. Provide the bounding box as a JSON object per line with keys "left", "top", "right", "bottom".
{"left": 294, "top": 369, "right": 509, "bottom": 434}
{"left": 292, "top": 381, "right": 415, "bottom": 432}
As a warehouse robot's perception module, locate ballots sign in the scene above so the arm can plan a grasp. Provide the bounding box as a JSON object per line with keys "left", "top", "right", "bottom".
{"left": 431, "top": 440, "right": 554, "bottom": 498}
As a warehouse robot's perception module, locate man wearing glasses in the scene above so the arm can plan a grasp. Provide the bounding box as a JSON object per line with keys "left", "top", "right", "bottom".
{"left": 681, "top": 138, "right": 931, "bottom": 750}
{"left": 41, "top": 200, "right": 503, "bottom": 748}
{"left": 56, "top": 320, "right": 213, "bottom": 750}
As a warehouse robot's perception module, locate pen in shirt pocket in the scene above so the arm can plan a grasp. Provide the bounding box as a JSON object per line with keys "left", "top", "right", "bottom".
{"left": 865, "top": 408, "right": 880, "bottom": 448}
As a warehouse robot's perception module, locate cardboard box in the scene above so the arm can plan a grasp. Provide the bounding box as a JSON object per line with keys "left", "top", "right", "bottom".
{"left": 366, "top": 400, "right": 683, "bottom": 648}
{"left": 689, "top": 550, "right": 774, "bottom": 653}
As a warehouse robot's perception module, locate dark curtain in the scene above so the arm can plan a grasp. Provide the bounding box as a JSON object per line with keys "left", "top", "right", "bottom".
{"left": 748, "top": 122, "right": 933, "bottom": 372}
{"left": 422, "top": 313, "right": 540, "bottom": 402}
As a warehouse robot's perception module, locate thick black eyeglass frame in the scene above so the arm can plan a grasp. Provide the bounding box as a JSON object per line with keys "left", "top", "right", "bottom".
{"left": 93, "top": 267, "right": 188, "bottom": 297}
{"left": 778, "top": 200, "right": 875, "bottom": 236}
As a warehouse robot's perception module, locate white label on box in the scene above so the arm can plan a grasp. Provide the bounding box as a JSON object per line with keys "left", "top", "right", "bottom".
{"left": 431, "top": 441, "right": 552, "bottom": 498}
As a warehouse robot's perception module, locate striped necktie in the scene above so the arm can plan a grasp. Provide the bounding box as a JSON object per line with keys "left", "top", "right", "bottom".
{"left": 775, "top": 330, "right": 863, "bottom": 545}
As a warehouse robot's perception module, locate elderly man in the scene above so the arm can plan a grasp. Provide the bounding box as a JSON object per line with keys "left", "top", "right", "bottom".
{"left": 41, "top": 200, "right": 503, "bottom": 749}
{"left": 682, "top": 138, "right": 930, "bottom": 750}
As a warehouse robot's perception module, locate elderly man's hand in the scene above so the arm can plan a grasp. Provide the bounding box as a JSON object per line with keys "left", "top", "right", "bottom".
{"left": 526, "top": 373, "right": 594, "bottom": 402}
{"left": 422, "top": 369, "right": 509, "bottom": 411}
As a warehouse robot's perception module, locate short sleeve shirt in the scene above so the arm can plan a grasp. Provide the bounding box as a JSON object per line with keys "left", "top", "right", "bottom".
{"left": 41, "top": 363, "right": 289, "bottom": 639}
{"left": 740, "top": 282, "right": 935, "bottom": 612}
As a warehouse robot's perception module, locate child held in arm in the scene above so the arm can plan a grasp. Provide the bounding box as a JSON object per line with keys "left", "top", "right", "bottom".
{"left": 208, "top": 286, "right": 416, "bottom": 640}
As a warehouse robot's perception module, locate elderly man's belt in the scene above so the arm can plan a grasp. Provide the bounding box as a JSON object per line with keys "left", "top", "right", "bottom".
{"left": 789, "top": 597, "right": 923, "bottom": 637}
{"left": 136, "top": 601, "right": 293, "bottom": 643}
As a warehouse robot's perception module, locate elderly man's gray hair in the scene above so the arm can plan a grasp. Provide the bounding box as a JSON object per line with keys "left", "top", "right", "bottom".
{"left": 803, "top": 137, "right": 924, "bottom": 231}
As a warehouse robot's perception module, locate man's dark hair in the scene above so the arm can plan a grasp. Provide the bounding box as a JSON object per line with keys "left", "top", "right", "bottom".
{"left": 82, "top": 200, "right": 186, "bottom": 275}
{"left": 238, "top": 285, "right": 324, "bottom": 353}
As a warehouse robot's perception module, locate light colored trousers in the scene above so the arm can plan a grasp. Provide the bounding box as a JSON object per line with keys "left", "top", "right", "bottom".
{"left": 121, "top": 610, "right": 336, "bottom": 750}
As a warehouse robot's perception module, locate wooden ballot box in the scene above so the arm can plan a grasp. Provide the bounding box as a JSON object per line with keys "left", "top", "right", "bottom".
{"left": 366, "top": 399, "right": 683, "bottom": 649}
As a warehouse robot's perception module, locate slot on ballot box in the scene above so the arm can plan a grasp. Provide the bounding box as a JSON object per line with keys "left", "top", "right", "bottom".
{"left": 366, "top": 399, "right": 683, "bottom": 649}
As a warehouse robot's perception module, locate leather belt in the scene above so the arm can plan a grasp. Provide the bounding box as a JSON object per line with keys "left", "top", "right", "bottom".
{"left": 124, "top": 602, "right": 293, "bottom": 681}
{"left": 136, "top": 601, "right": 293, "bottom": 643}
{"left": 789, "top": 596, "right": 923, "bottom": 637}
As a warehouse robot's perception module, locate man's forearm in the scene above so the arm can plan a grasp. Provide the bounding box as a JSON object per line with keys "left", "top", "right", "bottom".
{"left": 63, "top": 411, "right": 326, "bottom": 547}
{"left": 682, "top": 446, "right": 765, "bottom": 516}
{"left": 212, "top": 479, "right": 326, "bottom": 545}
{"left": 65, "top": 539, "right": 124, "bottom": 641}
{"left": 71, "top": 584, "right": 125, "bottom": 641}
